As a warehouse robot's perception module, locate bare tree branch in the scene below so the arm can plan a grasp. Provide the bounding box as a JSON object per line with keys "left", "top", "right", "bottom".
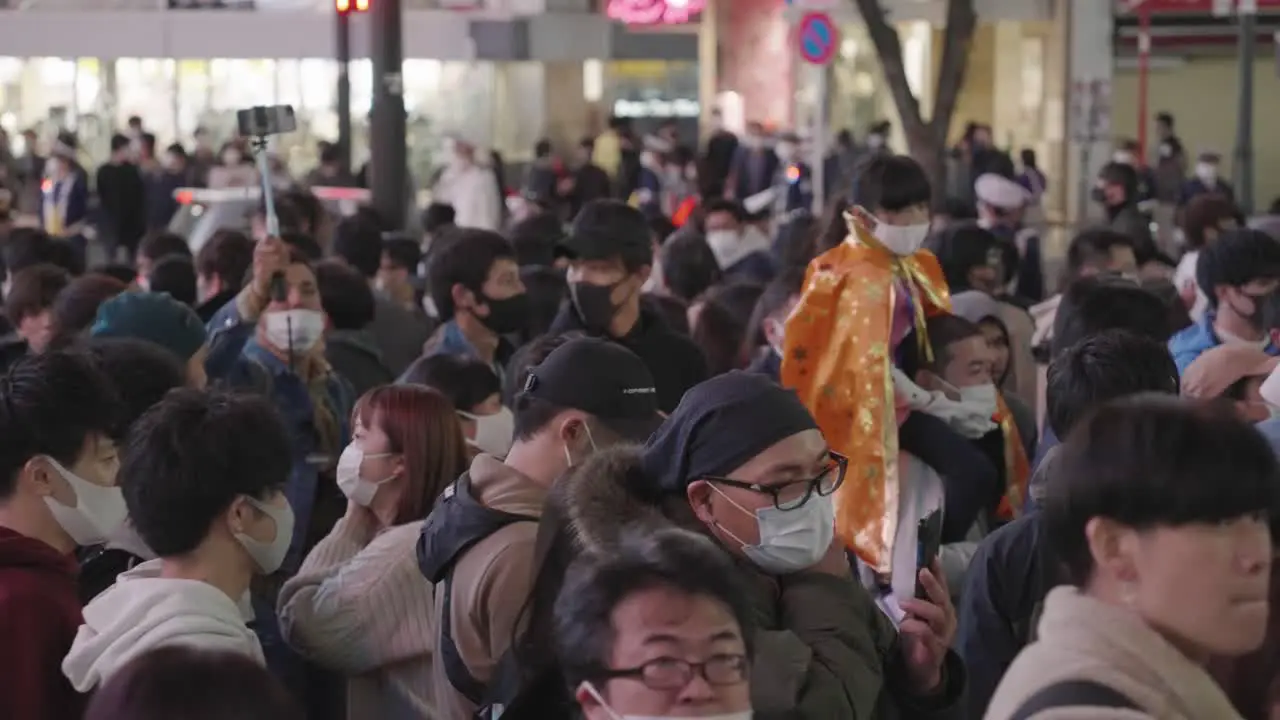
{"left": 929, "top": 0, "right": 978, "bottom": 144}
{"left": 851, "top": 0, "right": 926, "bottom": 137}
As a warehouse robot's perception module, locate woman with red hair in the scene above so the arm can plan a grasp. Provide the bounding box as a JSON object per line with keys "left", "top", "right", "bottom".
{"left": 278, "top": 384, "right": 469, "bottom": 719}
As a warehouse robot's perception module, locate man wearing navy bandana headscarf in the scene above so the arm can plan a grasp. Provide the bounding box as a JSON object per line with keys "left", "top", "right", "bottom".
{"left": 560, "top": 371, "right": 967, "bottom": 718}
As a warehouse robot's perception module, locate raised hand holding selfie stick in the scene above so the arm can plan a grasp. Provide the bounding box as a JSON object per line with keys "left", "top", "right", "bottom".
{"left": 237, "top": 104, "right": 298, "bottom": 368}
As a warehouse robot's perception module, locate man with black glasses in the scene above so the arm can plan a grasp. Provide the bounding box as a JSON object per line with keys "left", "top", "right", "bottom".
{"left": 560, "top": 371, "right": 965, "bottom": 718}
{"left": 556, "top": 528, "right": 754, "bottom": 720}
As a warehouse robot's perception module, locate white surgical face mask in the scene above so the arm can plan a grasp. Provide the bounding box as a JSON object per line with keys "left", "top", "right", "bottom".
{"left": 264, "top": 308, "right": 325, "bottom": 353}
{"left": 711, "top": 485, "right": 834, "bottom": 574}
{"left": 1196, "top": 162, "right": 1219, "bottom": 184}
{"left": 42, "top": 457, "right": 128, "bottom": 546}
{"left": 1112, "top": 151, "right": 1135, "bottom": 166}
{"left": 775, "top": 142, "right": 797, "bottom": 163}
{"left": 957, "top": 382, "right": 1000, "bottom": 420}
{"left": 581, "top": 681, "right": 752, "bottom": 720}
{"left": 335, "top": 444, "right": 395, "bottom": 507}
{"left": 222, "top": 151, "right": 241, "bottom": 166}
{"left": 872, "top": 221, "right": 931, "bottom": 257}
{"left": 706, "top": 229, "right": 744, "bottom": 270}
{"left": 234, "top": 494, "right": 294, "bottom": 575}
{"left": 459, "top": 407, "right": 515, "bottom": 457}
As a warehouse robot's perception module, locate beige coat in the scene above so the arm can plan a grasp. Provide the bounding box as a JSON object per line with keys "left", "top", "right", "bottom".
{"left": 985, "top": 587, "right": 1244, "bottom": 720}
{"left": 278, "top": 516, "right": 436, "bottom": 720}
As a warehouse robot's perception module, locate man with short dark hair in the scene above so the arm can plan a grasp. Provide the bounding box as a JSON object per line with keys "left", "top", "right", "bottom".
{"left": 419, "top": 228, "right": 528, "bottom": 384}
{"left": 3, "top": 263, "right": 70, "bottom": 357}
{"left": 1169, "top": 228, "right": 1280, "bottom": 374}
{"left": 0, "top": 351, "right": 123, "bottom": 720}
{"left": 1180, "top": 150, "right": 1235, "bottom": 208}
{"left": 331, "top": 215, "right": 432, "bottom": 375}
{"left": 95, "top": 134, "right": 146, "bottom": 263}
{"left": 1094, "top": 161, "right": 1154, "bottom": 255}
{"left": 63, "top": 389, "right": 292, "bottom": 692}
{"left": 194, "top": 229, "right": 254, "bottom": 323}
{"left": 956, "top": 330, "right": 1179, "bottom": 718}
{"left": 378, "top": 236, "right": 424, "bottom": 313}
{"left": 135, "top": 230, "right": 191, "bottom": 287}
{"left": 700, "top": 198, "right": 774, "bottom": 284}
{"left": 556, "top": 528, "right": 755, "bottom": 718}
{"left": 550, "top": 199, "right": 708, "bottom": 413}
{"left": 1030, "top": 229, "right": 1139, "bottom": 351}
{"left": 147, "top": 255, "right": 197, "bottom": 307}
{"left": 418, "top": 336, "right": 663, "bottom": 719}
{"left": 313, "top": 258, "right": 394, "bottom": 395}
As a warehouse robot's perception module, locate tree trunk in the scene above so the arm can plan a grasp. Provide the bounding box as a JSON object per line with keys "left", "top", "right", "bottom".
{"left": 851, "top": 0, "right": 978, "bottom": 206}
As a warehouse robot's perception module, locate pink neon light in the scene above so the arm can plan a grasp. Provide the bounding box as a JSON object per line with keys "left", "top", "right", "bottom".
{"left": 607, "top": 0, "right": 706, "bottom": 25}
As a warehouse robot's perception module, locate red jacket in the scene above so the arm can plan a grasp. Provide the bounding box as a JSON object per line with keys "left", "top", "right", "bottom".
{"left": 0, "top": 526, "right": 86, "bottom": 720}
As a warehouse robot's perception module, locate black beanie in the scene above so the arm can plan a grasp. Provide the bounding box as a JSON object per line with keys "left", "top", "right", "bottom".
{"left": 640, "top": 371, "right": 818, "bottom": 495}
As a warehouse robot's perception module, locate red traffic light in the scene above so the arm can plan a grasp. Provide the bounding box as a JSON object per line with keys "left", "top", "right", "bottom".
{"left": 336, "top": 0, "right": 368, "bottom": 13}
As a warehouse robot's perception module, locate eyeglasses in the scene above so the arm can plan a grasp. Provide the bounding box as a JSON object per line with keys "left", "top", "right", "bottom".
{"left": 704, "top": 450, "right": 847, "bottom": 511}
{"left": 596, "top": 654, "right": 749, "bottom": 691}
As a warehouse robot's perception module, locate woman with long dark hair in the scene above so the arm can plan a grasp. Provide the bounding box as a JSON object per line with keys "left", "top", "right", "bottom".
{"left": 278, "top": 384, "right": 469, "bottom": 719}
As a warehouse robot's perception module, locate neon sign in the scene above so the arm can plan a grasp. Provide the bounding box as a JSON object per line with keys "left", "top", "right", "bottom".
{"left": 607, "top": 0, "right": 706, "bottom": 25}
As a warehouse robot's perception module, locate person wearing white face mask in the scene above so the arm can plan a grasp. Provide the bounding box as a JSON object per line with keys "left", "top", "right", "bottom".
{"left": 895, "top": 314, "right": 1033, "bottom": 596}
{"left": 1179, "top": 150, "right": 1236, "bottom": 209}
{"left": 217, "top": 236, "right": 358, "bottom": 651}
{"left": 280, "top": 385, "right": 470, "bottom": 718}
{"left": 563, "top": 372, "right": 965, "bottom": 717}
{"left": 417, "top": 336, "right": 663, "bottom": 720}
{"left": 400, "top": 353, "right": 513, "bottom": 457}
{"left": 701, "top": 199, "right": 775, "bottom": 284}
{"left": 0, "top": 351, "right": 123, "bottom": 720}
{"left": 63, "top": 389, "right": 290, "bottom": 693}
{"left": 556, "top": 528, "right": 756, "bottom": 720}
{"left": 784, "top": 155, "right": 981, "bottom": 590}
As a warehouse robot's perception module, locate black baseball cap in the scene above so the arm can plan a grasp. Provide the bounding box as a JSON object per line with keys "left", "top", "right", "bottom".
{"left": 560, "top": 199, "right": 653, "bottom": 268}
{"left": 518, "top": 336, "right": 662, "bottom": 441}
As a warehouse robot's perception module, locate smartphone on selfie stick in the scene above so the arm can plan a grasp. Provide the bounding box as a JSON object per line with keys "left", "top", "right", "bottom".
{"left": 237, "top": 105, "right": 298, "bottom": 363}
{"left": 915, "top": 509, "right": 944, "bottom": 600}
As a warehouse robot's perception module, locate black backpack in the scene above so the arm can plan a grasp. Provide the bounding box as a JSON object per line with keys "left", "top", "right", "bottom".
{"left": 417, "top": 474, "right": 538, "bottom": 712}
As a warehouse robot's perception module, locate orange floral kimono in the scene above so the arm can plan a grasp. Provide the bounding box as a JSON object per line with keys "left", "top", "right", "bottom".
{"left": 783, "top": 213, "right": 1030, "bottom": 572}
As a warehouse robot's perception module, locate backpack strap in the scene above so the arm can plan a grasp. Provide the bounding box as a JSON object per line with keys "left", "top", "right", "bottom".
{"left": 422, "top": 474, "right": 538, "bottom": 708}
{"left": 476, "top": 512, "right": 567, "bottom": 719}
{"left": 1010, "top": 680, "right": 1139, "bottom": 720}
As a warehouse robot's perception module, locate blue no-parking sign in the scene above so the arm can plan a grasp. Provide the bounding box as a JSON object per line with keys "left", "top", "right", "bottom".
{"left": 796, "top": 11, "right": 839, "bottom": 66}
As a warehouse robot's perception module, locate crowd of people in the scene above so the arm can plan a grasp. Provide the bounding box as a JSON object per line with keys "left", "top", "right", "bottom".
{"left": 0, "top": 106, "right": 1279, "bottom": 720}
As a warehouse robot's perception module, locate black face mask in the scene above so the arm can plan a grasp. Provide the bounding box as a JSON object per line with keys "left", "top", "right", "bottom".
{"left": 570, "top": 280, "right": 622, "bottom": 334}
{"left": 1233, "top": 291, "right": 1272, "bottom": 330}
{"left": 1090, "top": 187, "right": 1108, "bottom": 205}
{"left": 478, "top": 292, "right": 530, "bottom": 335}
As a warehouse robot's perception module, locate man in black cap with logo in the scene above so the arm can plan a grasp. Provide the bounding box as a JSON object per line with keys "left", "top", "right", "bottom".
{"left": 549, "top": 199, "right": 708, "bottom": 413}
{"left": 418, "top": 335, "right": 663, "bottom": 720}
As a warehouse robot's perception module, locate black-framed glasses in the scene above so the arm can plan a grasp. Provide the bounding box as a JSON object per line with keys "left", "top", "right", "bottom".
{"left": 595, "top": 654, "right": 749, "bottom": 691}
{"left": 704, "top": 450, "right": 847, "bottom": 511}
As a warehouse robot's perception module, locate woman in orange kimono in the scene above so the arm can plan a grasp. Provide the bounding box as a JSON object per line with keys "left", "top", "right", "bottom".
{"left": 782, "top": 155, "right": 1006, "bottom": 576}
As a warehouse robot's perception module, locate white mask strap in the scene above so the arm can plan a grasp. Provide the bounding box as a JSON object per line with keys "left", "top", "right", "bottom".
{"left": 707, "top": 483, "right": 756, "bottom": 549}
{"left": 580, "top": 682, "right": 624, "bottom": 720}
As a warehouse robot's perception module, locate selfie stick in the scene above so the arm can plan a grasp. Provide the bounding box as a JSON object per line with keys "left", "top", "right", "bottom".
{"left": 249, "top": 134, "right": 294, "bottom": 371}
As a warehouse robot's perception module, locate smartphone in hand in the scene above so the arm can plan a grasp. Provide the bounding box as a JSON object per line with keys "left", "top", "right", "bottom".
{"left": 915, "top": 509, "right": 944, "bottom": 600}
